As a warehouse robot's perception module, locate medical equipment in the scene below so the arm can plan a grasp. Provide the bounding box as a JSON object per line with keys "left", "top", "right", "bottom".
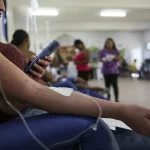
{"left": 0, "top": 82, "right": 102, "bottom": 150}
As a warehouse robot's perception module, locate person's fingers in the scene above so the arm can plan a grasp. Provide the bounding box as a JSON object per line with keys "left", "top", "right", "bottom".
{"left": 30, "top": 55, "right": 36, "bottom": 61}
{"left": 34, "top": 63, "right": 45, "bottom": 74}
{"left": 27, "top": 55, "right": 36, "bottom": 66}
{"left": 38, "top": 59, "right": 50, "bottom": 68}
{"left": 131, "top": 118, "right": 150, "bottom": 136}
{"left": 29, "top": 69, "right": 42, "bottom": 78}
{"left": 45, "top": 56, "right": 53, "bottom": 62}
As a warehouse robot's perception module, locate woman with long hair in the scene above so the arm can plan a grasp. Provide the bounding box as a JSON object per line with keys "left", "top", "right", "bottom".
{"left": 100, "top": 38, "right": 120, "bottom": 102}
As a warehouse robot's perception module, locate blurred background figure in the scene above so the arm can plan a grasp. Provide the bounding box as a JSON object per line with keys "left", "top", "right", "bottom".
{"left": 74, "top": 39, "right": 90, "bottom": 81}
{"left": 130, "top": 59, "right": 139, "bottom": 79}
{"left": 67, "top": 56, "right": 78, "bottom": 78}
{"left": 130, "top": 59, "right": 137, "bottom": 73}
{"left": 100, "top": 38, "right": 120, "bottom": 102}
{"left": 11, "top": 29, "right": 32, "bottom": 62}
{"left": 11, "top": 29, "right": 107, "bottom": 100}
{"left": 119, "top": 57, "right": 129, "bottom": 77}
{"left": 11, "top": 29, "right": 55, "bottom": 83}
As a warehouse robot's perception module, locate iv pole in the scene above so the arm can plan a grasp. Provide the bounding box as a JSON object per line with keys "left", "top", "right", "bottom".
{"left": 30, "top": 0, "right": 38, "bottom": 54}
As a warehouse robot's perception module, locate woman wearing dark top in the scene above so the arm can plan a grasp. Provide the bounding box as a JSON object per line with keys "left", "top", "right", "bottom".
{"left": 74, "top": 40, "right": 90, "bottom": 81}
{"left": 100, "top": 38, "right": 120, "bottom": 102}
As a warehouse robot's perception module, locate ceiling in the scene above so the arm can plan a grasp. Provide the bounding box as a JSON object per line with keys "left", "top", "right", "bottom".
{"left": 7, "top": 0, "right": 150, "bottom": 31}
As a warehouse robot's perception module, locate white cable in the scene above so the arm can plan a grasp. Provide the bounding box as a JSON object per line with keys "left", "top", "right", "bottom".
{"left": 50, "top": 126, "right": 92, "bottom": 149}
{"left": 0, "top": 81, "right": 102, "bottom": 150}
{"left": 89, "top": 98, "right": 102, "bottom": 131}
{"left": 83, "top": 94, "right": 102, "bottom": 131}
{"left": 49, "top": 95, "right": 102, "bottom": 149}
{"left": 0, "top": 82, "right": 49, "bottom": 150}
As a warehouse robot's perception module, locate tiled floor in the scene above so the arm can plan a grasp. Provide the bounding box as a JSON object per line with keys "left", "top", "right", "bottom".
{"left": 89, "top": 78, "right": 150, "bottom": 108}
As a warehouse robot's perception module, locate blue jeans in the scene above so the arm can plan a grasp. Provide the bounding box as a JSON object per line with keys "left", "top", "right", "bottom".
{"left": 21, "top": 109, "right": 150, "bottom": 150}
{"left": 0, "top": 109, "right": 119, "bottom": 150}
{"left": 52, "top": 80, "right": 107, "bottom": 100}
{"left": 113, "top": 128, "right": 150, "bottom": 150}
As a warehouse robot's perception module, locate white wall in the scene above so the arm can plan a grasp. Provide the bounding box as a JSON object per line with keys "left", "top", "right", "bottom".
{"left": 0, "top": 14, "right": 144, "bottom": 66}
{"left": 143, "top": 30, "right": 150, "bottom": 59}
{"left": 35, "top": 31, "right": 143, "bottom": 49}
{"left": 32, "top": 31, "right": 143, "bottom": 64}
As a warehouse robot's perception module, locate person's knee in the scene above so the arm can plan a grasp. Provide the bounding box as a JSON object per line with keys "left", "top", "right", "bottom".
{"left": 81, "top": 118, "right": 119, "bottom": 149}
{"left": 96, "top": 120, "right": 116, "bottom": 141}
{"left": 80, "top": 117, "right": 116, "bottom": 142}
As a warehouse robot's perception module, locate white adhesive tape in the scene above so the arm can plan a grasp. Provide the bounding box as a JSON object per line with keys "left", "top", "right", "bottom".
{"left": 49, "top": 87, "right": 73, "bottom": 97}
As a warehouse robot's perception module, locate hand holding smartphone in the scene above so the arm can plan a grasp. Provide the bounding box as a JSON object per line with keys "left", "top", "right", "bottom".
{"left": 24, "top": 40, "right": 60, "bottom": 73}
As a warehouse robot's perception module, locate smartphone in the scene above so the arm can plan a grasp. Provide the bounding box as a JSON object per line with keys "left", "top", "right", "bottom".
{"left": 24, "top": 40, "right": 60, "bottom": 73}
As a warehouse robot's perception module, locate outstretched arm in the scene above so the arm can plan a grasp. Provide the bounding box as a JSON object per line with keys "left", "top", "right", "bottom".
{"left": 0, "top": 53, "right": 115, "bottom": 117}
{"left": 1, "top": 53, "right": 150, "bottom": 136}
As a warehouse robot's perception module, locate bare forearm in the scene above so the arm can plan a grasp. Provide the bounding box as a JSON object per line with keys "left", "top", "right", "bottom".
{"left": 96, "top": 99, "right": 124, "bottom": 119}
{"left": 0, "top": 53, "right": 38, "bottom": 103}
{"left": 0, "top": 53, "right": 124, "bottom": 120}
{"left": 29, "top": 84, "right": 124, "bottom": 120}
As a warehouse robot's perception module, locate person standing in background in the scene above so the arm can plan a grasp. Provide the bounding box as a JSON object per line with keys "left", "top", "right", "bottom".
{"left": 100, "top": 38, "right": 120, "bottom": 102}
{"left": 74, "top": 40, "right": 90, "bottom": 81}
{"left": 131, "top": 59, "right": 137, "bottom": 73}
{"left": 67, "top": 56, "right": 78, "bottom": 78}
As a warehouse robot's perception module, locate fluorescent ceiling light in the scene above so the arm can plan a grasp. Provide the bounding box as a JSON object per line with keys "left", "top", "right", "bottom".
{"left": 31, "top": 0, "right": 39, "bottom": 9}
{"left": 31, "top": 9, "right": 58, "bottom": 16}
{"left": 100, "top": 10, "right": 126, "bottom": 17}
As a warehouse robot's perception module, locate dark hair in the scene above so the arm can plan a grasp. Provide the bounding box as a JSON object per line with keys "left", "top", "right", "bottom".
{"left": 74, "top": 39, "right": 84, "bottom": 47}
{"left": 11, "top": 29, "right": 29, "bottom": 46}
{"left": 104, "top": 38, "right": 117, "bottom": 50}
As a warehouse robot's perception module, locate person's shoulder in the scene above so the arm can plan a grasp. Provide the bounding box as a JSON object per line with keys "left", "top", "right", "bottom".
{"left": 0, "top": 42, "right": 12, "bottom": 52}
{"left": 0, "top": 42, "right": 26, "bottom": 70}
{"left": 0, "top": 42, "right": 20, "bottom": 54}
{"left": 0, "top": 42, "right": 14, "bottom": 48}
{"left": 29, "top": 50, "right": 35, "bottom": 56}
